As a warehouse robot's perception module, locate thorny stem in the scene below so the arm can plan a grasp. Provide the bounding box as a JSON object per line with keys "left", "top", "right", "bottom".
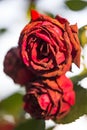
{"left": 71, "top": 68, "right": 87, "bottom": 85}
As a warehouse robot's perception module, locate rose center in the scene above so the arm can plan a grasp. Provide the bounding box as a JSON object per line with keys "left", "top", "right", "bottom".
{"left": 37, "top": 40, "right": 49, "bottom": 59}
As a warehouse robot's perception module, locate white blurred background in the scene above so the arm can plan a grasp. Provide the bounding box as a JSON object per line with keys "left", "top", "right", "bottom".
{"left": 0, "top": 0, "right": 87, "bottom": 129}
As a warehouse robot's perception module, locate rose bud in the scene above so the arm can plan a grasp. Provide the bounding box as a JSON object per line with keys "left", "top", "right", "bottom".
{"left": 23, "top": 75, "right": 75, "bottom": 120}
{"left": 18, "top": 10, "right": 81, "bottom": 78}
{"left": 3, "top": 47, "right": 34, "bottom": 85}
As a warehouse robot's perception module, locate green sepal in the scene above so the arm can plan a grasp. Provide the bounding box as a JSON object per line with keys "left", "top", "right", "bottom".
{"left": 0, "top": 93, "right": 23, "bottom": 119}
{"left": 14, "top": 118, "right": 45, "bottom": 130}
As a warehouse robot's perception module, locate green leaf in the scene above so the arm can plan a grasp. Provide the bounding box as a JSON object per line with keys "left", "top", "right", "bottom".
{"left": 79, "top": 25, "right": 87, "bottom": 47}
{"left": 14, "top": 118, "right": 45, "bottom": 130}
{"left": 0, "top": 93, "right": 23, "bottom": 118}
{"left": 56, "top": 84, "right": 87, "bottom": 124}
{"left": 0, "top": 28, "right": 7, "bottom": 35}
{"left": 65, "top": 0, "right": 87, "bottom": 11}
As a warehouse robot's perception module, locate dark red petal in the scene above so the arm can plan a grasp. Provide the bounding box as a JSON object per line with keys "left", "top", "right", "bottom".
{"left": 63, "top": 91, "right": 75, "bottom": 106}
{"left": 57, "top": 75, "right": 73, "bottom": 91}
{"left": 38, "top": 94, "right": 50, "bottom": 110}
{"left": 55, "top": 15, "right": 69, "bottom": 24}
{"left": 60, "top": 102, "right": 70, "bottom": 113}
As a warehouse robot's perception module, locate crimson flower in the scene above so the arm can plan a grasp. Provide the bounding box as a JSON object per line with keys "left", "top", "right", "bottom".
{"left": 3, "top": 47, "right": 34, "bottom": 85}
{"left": 18, "top": 10, "right": 81, "bottom": 78}
{"left": 24, "top": 75, "right": 75, "bottom": 119}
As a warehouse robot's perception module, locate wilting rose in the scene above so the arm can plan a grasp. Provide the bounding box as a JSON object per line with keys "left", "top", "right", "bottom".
{"left": 24, "top": 75, "right": 75, "bottom": 119}
{"left": 18, "top": 10, "right": 81, "bottom": 78}
{"left": 3, "top": 47, "right": 34, "bottom": 85}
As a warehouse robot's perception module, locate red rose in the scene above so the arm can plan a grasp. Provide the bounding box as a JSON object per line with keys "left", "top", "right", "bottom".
{"left": 23, "top": 75, "right": 75, "bottom": 119}
{"left": 3, "top": 47, "right": 34, "bottom": 85}
{"left": 18, "top": 10, "right": 81, "bottom": 78}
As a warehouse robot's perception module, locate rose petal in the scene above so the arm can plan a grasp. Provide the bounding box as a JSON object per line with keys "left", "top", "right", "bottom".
{"left": 38, "top": 94, "right": 50, "bottom": 110}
